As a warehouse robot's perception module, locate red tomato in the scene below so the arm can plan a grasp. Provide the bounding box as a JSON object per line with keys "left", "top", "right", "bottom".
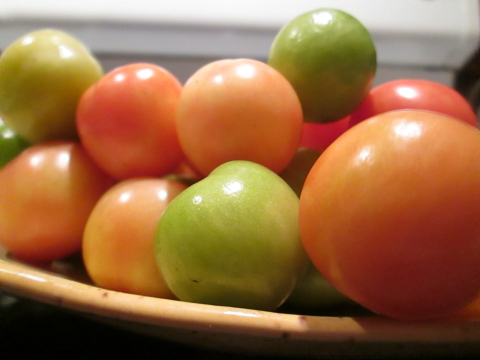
{"left": 0, "top": 141, "right": 115, "bottom": 262}
{"left": 300, "top": 116, "right": 349, "bottom": 151}
{"left": 76, "top": 63, "right": 184, "bottom": 180}
{"left": 349, "top": 79, "right": 478, "bottom": 128}
{"left": 300, "top": 110, "right": 480, "bottom": 321}
{"left": 176, "top": 58, "right": 303, "bottom": 176}
{"left": 83, "top": 178, "right": 187, "bottom": 298}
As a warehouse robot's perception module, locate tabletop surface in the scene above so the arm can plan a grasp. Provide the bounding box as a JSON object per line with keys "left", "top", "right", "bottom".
{"left": 0, "top": 292, "right": 273, "bottom": 360}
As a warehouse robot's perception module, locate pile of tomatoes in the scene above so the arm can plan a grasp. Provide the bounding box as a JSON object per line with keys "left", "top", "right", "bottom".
{"left": 1, "top": 8, "right": 480, "bottom": 322}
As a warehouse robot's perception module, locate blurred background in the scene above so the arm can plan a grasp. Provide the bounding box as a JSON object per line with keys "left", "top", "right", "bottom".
{"left": 2, "top": 0, "right": 479, "bottom": 119}
{"left": 0, "top": 2, "right": 477, "bottom": 75}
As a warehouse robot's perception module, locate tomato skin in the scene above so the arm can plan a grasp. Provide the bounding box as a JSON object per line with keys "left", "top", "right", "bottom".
{"left": 349, "top": 79, "right": 478, "bottom": 127}
{"left": 300, "top": 110, "right": 480, "bottom": 321}
{"left": 83, "top": 178, "right": 187, "bottom": 298}
{"left": 279, "top": 147, "right": 322, "bottom": 197}
{"left": 448, "top": 294, "right": 480, "bottom": 321}
{"left": 76, "top": 63, "right": 184, "bottom": 180}
{"left": 300, "top": 117, "right": 349, "bottom": 152}
{"left": 0, "top": 117, "right": 30, "bottom": 169}
{"left": 0, "top": 141, "right": 115, "bottom": 262}
{"left": 176, "top": 58, "right": 303, "bottom": 176}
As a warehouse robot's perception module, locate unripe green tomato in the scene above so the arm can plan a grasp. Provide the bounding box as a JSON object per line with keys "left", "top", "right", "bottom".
{"left": 284, "top": 261, "right": 354, "bottom": 310}
{"left": 268, "top": 8, "right": 377, "bottom": 124}
{"left": 0, "top": 29, "right": 104, "bottom": 143}
{"left": 154, "top": 160, "right": 309, "bottom": 311}
{"left": 0, "top": 117, "right": 30, "bottom": 169}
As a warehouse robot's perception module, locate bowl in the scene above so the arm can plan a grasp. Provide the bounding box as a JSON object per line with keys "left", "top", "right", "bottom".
{"left": 1, "top": 245, "right": 480, "bottom": 359}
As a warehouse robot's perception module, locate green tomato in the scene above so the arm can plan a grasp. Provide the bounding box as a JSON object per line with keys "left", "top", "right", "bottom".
{"left": 0, "top": 117, "right": 30, "bottom": 169}
{"left": 284, "top": 261, "right": 354, "bottom": 310}
{"left": 154, "top": 160, "right": 308, "bottom": 311}
{"left": 268, "top": 8, "right": 377, "bottom": 124}
{"left": 0, "top": 29, "right": 104, "bottom": 143}
{"left": 279, "top": 147, "right": 322, "bottom": 197}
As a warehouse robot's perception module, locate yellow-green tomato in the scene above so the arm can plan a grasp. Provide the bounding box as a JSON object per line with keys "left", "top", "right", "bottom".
{"left": 83, "top": 178, "right": 188, "bottom": 298}
{"left": 0, "top": 29, "right": 104, "bottom": 143}
{"left": 154, "top": 160, "right": 309, "bottom": 311}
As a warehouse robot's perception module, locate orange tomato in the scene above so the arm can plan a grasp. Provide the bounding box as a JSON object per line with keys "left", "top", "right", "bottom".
{"left": 0, "top": 141, "right": 115, "bottom": 262}
{"left": 176, "top": 59, "right": 303, "bottom": 176}
{"left": 76, "top": 63, "right": 184, "bottom": 180}
{"left": 299, "top": 110, "right": 480, "bottom": 321}
{"left": 82, "top": 178, "right": 187, "bottom": 298}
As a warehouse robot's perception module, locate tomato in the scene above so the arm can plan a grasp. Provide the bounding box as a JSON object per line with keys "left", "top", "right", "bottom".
{"left": 268, "top": 8, "right": 376, "bottom": 123}
{"left": 279, "top": 147, "right": 322, "bottom": 197}
{"left": 155, "top": 160, "right": 308, "bottom": 311}
{"left": 349, "top": 79, "right": 478, "bottom": 128}
{"left": 448, "top": 294, "right": 480, "bottom": 321}
{"left": 76, "top": 63, "right": 184, "bottom": 180}
{"left": 0, "top": 29, "right": 103, "bottom": 143}
{"left": 0, "top": 117, "right": 30, "bottom": 169}
{"left": 175, "top": 58, "right": 303, "bottom": 176}
{"left": 284, "top": 261, "right": 354, "bottom": 310}
{"left": 300, "top": 117, "right": 349, "bottom": 152}
{"left": 299, "top": 110, "right": 480, "bottom": 321}
{"left": 83, "top": 178, "right": 187, "bottom": 298}
{"left": 0, "top": 141, "right": 115, "bottom": 262}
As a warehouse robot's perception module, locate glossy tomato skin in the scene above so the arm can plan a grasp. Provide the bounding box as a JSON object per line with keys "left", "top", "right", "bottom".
{"left": 0, "top": 141, "right": 115, "bottom": 262}
{"left": 83, "top": 178, "right": 187, "bottom": 298}
{"left": 300, "top": 110, "right": 480, "bottom": 321}
{"left": 76, "top": 63, "right": 184, "bottom": 180}
{"left": 349, "top": 79, "right": 478, "bottom": 127}
{"left": 176, "top": 59, "right": 303, "bottom": 176}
